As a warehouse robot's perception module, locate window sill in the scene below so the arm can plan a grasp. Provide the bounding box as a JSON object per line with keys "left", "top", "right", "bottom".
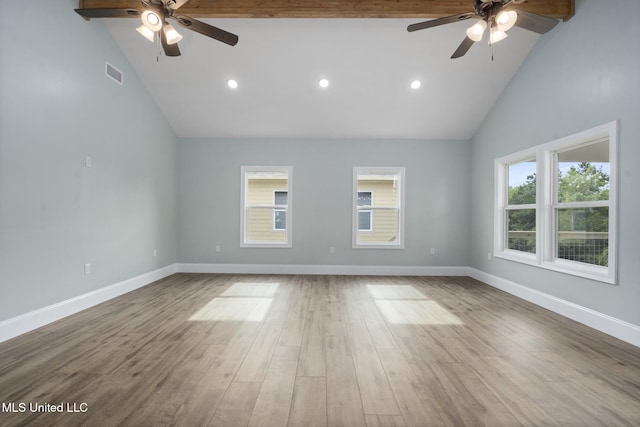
{"left": 353, "top": 243, "right": 405, "bottom": 249}
{"left": 494, "top": 251, "right": 615, "bottom": 285}
{"left": 241, "top": 242, "right": 292, "bottom": 249}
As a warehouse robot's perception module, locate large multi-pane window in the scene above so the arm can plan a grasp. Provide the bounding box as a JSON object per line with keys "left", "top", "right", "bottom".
{"left": 353, "top": 167, "right": 405, "bottom": 248}
{"left": 495, "top": 122, "right": 617, "bottom": 283}
{"left": 241, "top": 166, "right": 292, "bottom": 247}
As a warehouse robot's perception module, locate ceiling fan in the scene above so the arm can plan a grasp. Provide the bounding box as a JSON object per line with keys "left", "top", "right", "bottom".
{"left": 407, "top": 0, "right": 558, "bottom": 59}
{"left": 75, "top": 0, "right": 238, "bottom": 57}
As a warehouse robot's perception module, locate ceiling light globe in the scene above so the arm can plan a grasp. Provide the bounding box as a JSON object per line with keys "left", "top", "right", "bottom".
{"left": 410, "top": 80, "right": 421, "bottom": 89}
{"left": 227, "top": 79, "right": 238, "bottom": 89}
{"left": 318, "top": 78, "right": 329, "bottom": 88}
{"left": 163, "top": 24, "right": 183, "bottom": 45}
{"left": 136, "top": 25, "right": 155, "bottom": 43}
{"left": 141, "top": 10, "right": 162, "bottom": 32}
{"left": 466, "top": 20, "right": 487, "bottom": 42}
{"left": 489, "top": 30, "right": 508, "bottom": 44}
{"left": 496, "top": 11, "right": 517, "bottom": 32}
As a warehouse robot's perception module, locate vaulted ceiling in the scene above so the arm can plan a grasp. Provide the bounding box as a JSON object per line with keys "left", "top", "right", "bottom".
{"left": 77, "top": 1, "right": 574, "bottom": 139}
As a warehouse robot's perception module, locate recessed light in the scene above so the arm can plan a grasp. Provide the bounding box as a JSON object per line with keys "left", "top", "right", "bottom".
{"left": 318, "top": 78, "right": 329, "bottom": 88}
{"left": 410, "top": 80, "right": 421, "bottom": 89}
{"left": 227, "top": 79, "right": 238, "bottom": 89}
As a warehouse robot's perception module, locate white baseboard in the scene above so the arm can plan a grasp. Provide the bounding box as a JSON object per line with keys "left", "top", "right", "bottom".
{"left": 177, "top": 263, "right": 470, "bottom": 276}
{"left": 2, "top": 264, "right": 638, "bottom": 349}
{"left": 0, "top": 264, "right": 178, "bottom": 344}
{"left": 468, "top": 268, "right": 640, "bottom": 348}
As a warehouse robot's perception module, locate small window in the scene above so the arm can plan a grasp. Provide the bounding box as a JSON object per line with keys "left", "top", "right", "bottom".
{"left": 241, "top": 166, "right": 292, "bottom": 248}
{"left": 353, "top": 167, "right": 405, "bottom": 249}
{"left": 357, "top": 191, "right": 373, "bottom": 231}
{"left": 273, "top": 191, "right": 288, "bottom": 231}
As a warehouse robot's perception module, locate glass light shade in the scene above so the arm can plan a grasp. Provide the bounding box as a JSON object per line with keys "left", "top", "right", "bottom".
{"left": 466, "top": 20, "right": 487, "bottom": 42}
{"left": 136, "top": 25, "right": 155, "bottom": 42}
{"left": 318, "top": 78, "right": 329, "bottom": 88}
{"left": 141, "top": 10, "right": 162, "bottom": 32}
{"left": 227, "top": 79, "right": 238, "bottom": 89}
{"left": 496, "top": 10, "right": 518, "bottom": 32}
{"left": 489, "top": 30, "right": 508, "bottom": 44}
{"left": 163, "top": 24, "right": 183, "bottom": 45}
{"left": 410, "top": 80, "right": 421, "bottom": 89}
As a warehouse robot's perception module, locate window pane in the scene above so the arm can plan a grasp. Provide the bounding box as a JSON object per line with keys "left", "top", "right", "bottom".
{"left": 274, "top": 210, "right": 286, "bottom": 230}
{"left": 507, "top": 208, "right": 536, "bottom": 253}
{"left": 558, "top": 141, "right": 609, "bottom": 203}
{"left": 508, "top": 160, "right": 536, "bottom": 205}
{"left": 358, "top": 191, "right": 372, "bottom": 206}
{"left": 358, "top": 210, "right": 371, "bottom": 231}
{"left": 358, "top": 208, "right": 399, "bottom": 243}
{"left": 246, "top": 207, "right": 287, "bottom": 242}
{"left": 274, "top": 191, "right": 288, "bottom": 205}
{"left": 556, "top": 207, "right": 608, "bottom": 266}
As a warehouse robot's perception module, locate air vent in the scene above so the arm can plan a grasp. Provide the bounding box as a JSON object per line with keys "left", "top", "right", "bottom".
{"left": 105, "top": 62, "right": 123, "bottom": 85}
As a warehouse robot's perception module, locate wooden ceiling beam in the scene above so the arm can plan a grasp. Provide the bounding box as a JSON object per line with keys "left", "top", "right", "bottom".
{"left": 78, "top": 1, "right": 575, "bottom": 21}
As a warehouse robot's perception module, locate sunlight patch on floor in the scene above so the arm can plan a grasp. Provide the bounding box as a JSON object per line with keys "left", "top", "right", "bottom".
{"left": 189, "top": 282, "right": 280, "bottom": 321}
{"left": 375, "top": 300, "right": 463, "bottom": 325}
{"left": 189, "top": 297, "right": 273, "bottom": 322}
{"left": 221, "top": 282, "right": 280, "bottom": 297}
{"left": 366, "top": 284, "right": 427, "bottom": 300}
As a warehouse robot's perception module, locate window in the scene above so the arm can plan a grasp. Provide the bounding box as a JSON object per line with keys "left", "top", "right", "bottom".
{"left": 494, "top": 122, "right": 617, "bottom": 283}
{"left": 353, "top": 167, "right": 405, "bottom": 248}
{"left": 273, "top": 191, "right": 287, "bottom": 231}
{"left": 241, "top": 166, "right": 292, "bottom": 248}
{"left": 357, "top": 191, "right": 373, "bottom": 231}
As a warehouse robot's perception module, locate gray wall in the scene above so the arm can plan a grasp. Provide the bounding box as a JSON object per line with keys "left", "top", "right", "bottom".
{"left": 178, "top": 138, "right": 470, "bottom": 267}
{"left": 470, "top": 0, "right": 640, "bottom": 326}
{"left": 0, "top": 0, "right": 178, "bottom": 322}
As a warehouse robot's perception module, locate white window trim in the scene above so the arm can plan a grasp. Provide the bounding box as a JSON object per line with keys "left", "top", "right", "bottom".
{"left": 494, "top": 148, "right": 541, "bottom": 265}
{"left": 353, "top": 166, "right": 405, "bottom": 249}
{"left": 494, "top": 121, "right": 617, "bottom": 284}
{"left": 240, "top": 166, "right": 293, "bottom": 248}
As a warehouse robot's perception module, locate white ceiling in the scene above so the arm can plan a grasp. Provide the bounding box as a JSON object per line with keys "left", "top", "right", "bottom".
{"left": 105, "top": 17, "right": 541, "bottom": 140}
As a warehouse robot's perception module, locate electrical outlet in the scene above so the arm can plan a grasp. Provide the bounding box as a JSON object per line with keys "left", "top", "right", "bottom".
{"left": 488, "top": 252, "right": 492, "bottom": 260}
{"left": 215, "top": 245, "right": 221, "bottom": 253}
{"left": 329, "top": 246, "right": 335, "bottom": 254}
{"left": 153, "top": 249, "right": 157, "bottom": 257}
{"left": 84, "top": 263, "right": 91, "bottom": 275}
{"left": 430, "top": 248, "right": 436, "bottom": 255}
{"left": 85, "top": 156, "right": 92, "bottom": 167}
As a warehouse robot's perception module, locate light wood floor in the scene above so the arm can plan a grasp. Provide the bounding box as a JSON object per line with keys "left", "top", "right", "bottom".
{"left": 1, "top": 274, "right": 639, "bottom": 426}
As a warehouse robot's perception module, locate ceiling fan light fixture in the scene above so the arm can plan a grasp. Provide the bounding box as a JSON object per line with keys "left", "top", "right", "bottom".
{"left": 466, "top": 20, "right": 487, "bottom": 42}
{"left": 141, "top": 10, "right": 162, "bottom": 32}
{"left": 496, "top": 10, "right": 518, "bottom": 32}
{"left": 163, "top": 24, "right": 183, "bottom": 45}
{"left": 489, "top": 29, "right": 508, "bottom": 44}
{"left": 136, "top": 25, "right": 155, "bottom": 43}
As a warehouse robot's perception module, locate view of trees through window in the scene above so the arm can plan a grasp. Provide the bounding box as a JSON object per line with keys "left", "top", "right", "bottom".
{"left": 508, "top": 160, "right": 609, "bottom": 266}
{"left": 556, "top": 161, "right": 609, "bottom": 266}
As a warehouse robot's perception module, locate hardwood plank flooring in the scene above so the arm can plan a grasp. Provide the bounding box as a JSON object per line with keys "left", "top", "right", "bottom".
{"left": 1, "top": 274, "right": 640, "bottom": 426}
